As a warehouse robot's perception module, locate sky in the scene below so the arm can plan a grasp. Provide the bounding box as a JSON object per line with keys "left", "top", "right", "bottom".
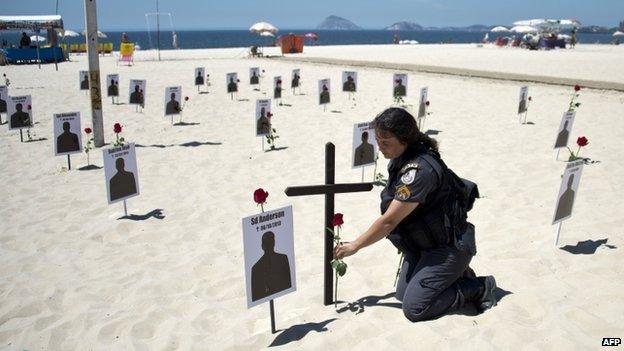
{"left": 1, "top": 0, "right": 622, "bottom": 31}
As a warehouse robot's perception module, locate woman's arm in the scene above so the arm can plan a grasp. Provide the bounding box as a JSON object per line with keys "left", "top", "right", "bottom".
{"left": 334, "top": 199, "right": 419, "bottom": 259}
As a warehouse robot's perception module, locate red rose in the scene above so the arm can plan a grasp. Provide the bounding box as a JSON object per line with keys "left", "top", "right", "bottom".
{"left": 84, "top": 127, "right": 92, "bottom": 134}
{"left": 574, "top": 84, "right": 581, "bottom": 92}
{"left": 253, "top": 188, "right": 269, "bottom": 204}
{"left": 332, "top": 213, "right": 344, "bottom": 227}
{"left": 113, "top": 123, "right": 122, "bottom": 134}
{"left": 237, "top": 79, "right": 240, "bottom": 83}
{"left": 528, "top": 96, "right": 532, "bottom": 101}
{"left": 277, "top": 79, "right": 282, "bottom": 84}
{"left": 184, "top": 96, "right": 189, "bottom": 101}
{"left": 27, "top": 105, "right": 32, "bottom": 110}
{"left": 576, "top": 136, "right": 588, "bottom": 147}
{"left": 267, "top": 112, "right": 273, "bottom": 118}
{"left": 425, "top": 101, "right": 430, "bottom": 106}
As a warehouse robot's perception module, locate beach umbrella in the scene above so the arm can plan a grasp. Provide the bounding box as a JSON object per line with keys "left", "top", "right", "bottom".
{"left": 82, "top": 30, "right": 107, "bottom": 38}
{"left": 613, "top": 31, "right": 624, "bottom": 37}
{"left": 304, "top": 32, "right": 319, "bottom": 41}
{"left": 249, "top": 22, "right": 279, "bottom": 35}
{"left": 30, "top": 35, "right": 46, "bottom": 42}
{"left": 63, "top": 30, "right": 80, "bottom": 37}
{"left": 513, "top": 19, "right": 546, "bottom": 27}
{"left": 510, "top": 25, "right": 538, "bottom": 34}
{"left": 490, "top": 26, "right": 509, "bottom": 32}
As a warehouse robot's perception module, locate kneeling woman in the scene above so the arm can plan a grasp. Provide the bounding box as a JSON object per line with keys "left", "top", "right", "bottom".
{"left": 334, "top": 107, "right": 497, "bottom": 322}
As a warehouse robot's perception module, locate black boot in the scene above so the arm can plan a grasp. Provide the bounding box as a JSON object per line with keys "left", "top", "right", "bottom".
{"left": 456, "top": 276, "right": 498, "bottom": 312}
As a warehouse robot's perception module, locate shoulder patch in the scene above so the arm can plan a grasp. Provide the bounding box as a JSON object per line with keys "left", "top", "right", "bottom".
{"left": 401, "top": 169, "right": 417, "bottom": 185}
{"left": 396, "top": 184, "right": 411, "bottom": 200}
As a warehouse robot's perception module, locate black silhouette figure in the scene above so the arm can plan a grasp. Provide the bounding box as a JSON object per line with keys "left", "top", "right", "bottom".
{"left": 0, "top": 95, "right": 6, "bottom": 113}
{"left": 227, "top": 77, "right": 238, "bottom": 93}
{"left": 291, "top": 73, "right": 300, "bottom": 88}
{"left": 555, "top": 120, "right": 570, "bottom": 148}
{"left": 354, "top": 131, "right": 375, "bottom": 166}
{"left": 250, "top": 70, "right": 259, "bottom": 85}
{"left": 10, "top": 103, "right": 31, "bottom": 128}
{"left": 319, "top": 84, "right": 330, "bottom": 104}
{"left": 343, "top": 75, "right": 356, "bottom": 92}
{"left": 129, "top": 84, "right": 144, "bottom": 105}
{"left": 274, "top": 80, "right": 282, "bottom": 99}
{"left": 518, "top": 94, "right": 527, "bottom": 114}
{"left": 394, "top": 79, "right": 406, "bottom": 97}
{"left": 195, "top": 70, "right": 204, "bottom": 85}
{"left": 251, "top": 231, "right": 292, "bottom": 301}
{"left": 418, "top": 97, "right": 427, "bottom": 118}
{"left": 80, "top": 74, "right": 89, "bottom": 90}
{"left": 109, "top": 158, "right": 137, "bottom": 202}
{"left": 165, "top": 92, "right": 181, "bottom": 115}
{"left": 56, "top": 121, "right": 79, "bottom": 153}
{"left": 108, "top": 79, "right": 118, "bottom": 97}
{"left": 554, "top": 174, "right": 576, "bottom": 222}
{"left": 256, "top": 107, "right": 271, "bottom": 135}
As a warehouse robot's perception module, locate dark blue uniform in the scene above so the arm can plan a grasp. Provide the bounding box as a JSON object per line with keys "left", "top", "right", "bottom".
{"left": 381, "top": 146, "right": 478, "bottom": 322}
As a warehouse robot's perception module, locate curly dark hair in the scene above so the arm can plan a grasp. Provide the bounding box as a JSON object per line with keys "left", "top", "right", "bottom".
{"left": 372, "top": 107, "right": 438, "bottom": 153}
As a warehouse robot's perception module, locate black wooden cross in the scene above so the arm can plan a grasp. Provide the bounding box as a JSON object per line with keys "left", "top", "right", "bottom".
{"left": 284, "top": 142, "right": 373, "bottom": 306}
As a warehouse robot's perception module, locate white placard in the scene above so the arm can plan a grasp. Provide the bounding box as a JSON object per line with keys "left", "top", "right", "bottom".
{"left": 352, "top": 122, "right": 377, "bottom": 168}
{"left": 291, "top": 69, "right": 301, "bottom": 88}
{"left": 273, "top": 76, "right": 282, "bottom": 99}
{"left": 255, "top": 99, "right": 272, "bottom": 137}
{"left": 0, "top": 85, "right": 8, "bottom": 113}
{"left": 417, "top": 87, "right": 428, "bottom": 118}
{"left": 194, "top": 67, "right": 205, "bottom": 86}
{"left": 129, "top": 79, "right": 146, "bottom": 106}
{"left": 164, "top": 86, "right": 182, "bottom": 116}
{"left": 53, "top": 112, "right": 82, "bottom": 156}
{"left": 242, "top": 205, "right": 296, "bottom": 308}
{"left": 79, "top": 70, "right": 89, "bottom": 91}
{"left": 250, "top": 67, "right": 260, "bottom": 85}
{"left": 226, "top": 72, "right": 238, "bottom": 93}
{"left": 342, "top": 71, "right": 357, "bottom": 92}
{"left": 554, "top": 111, "right": 576, "bottom": 149}
{"left": 518, "top": 86, "right": 529, "bottom": 114}
{"left": 7, "top": 95, "right": 33, "bottom": 130}
{"left": 106, "top": 74, "right": 119, "bottom": 97}
{"left": 318, "top": 79, "right": 330, "bottom": 105}
{"left": 393, "top": 73, "right": 408, "bottom": 97}
{"left": 103, "top": 143, "right": 140, "bottom": 204}
{"left": 552, "top": 160, "right": 584, "bottom": 224}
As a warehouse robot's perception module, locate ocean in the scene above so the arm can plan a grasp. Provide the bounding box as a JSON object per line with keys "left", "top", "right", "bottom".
{"left": 0, "top": 30, "right": 617, "bottom": 50}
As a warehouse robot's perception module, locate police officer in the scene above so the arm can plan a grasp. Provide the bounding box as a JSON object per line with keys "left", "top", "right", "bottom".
{"left": 334, "top": 107, "right": 497, "bottom": 322}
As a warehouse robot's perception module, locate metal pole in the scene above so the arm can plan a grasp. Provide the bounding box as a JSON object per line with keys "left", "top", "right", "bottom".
{"left": 123, "top": 200, "right": 128, "bottom": 217}
{"left": 84, "top": 0, "right": 105, "bottom": 147}
{"left": 554, "top": 222, "right": 563, "bottom": 247}
{"left": 269, "top": 300, "right": 276, "bottom": 334}
{"left": 156, "top": 0, "right": 161, "bottom": 61}
{"left": 36, "top": 29, "right": 41, "bottom": 69}
{"left": 67, "top": 154, "right": 71, "bottom": 170}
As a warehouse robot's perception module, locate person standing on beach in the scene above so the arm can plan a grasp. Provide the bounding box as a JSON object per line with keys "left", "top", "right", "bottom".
{"left": 334, "top": 107, "right": 497, "bottom": 322}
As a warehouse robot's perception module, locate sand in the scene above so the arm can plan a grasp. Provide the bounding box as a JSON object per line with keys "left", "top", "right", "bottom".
{"left": 1, "top": 43, "right": 623, "bottom": 350}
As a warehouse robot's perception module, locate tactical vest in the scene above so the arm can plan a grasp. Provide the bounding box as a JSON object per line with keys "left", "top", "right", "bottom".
{"left": 382, "top": 147, "right": 478, "bottom": 252}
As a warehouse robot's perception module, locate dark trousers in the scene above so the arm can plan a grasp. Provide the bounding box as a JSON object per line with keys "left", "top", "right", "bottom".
{"left": 395, "top": 245, "right": 472, "bottom": 322}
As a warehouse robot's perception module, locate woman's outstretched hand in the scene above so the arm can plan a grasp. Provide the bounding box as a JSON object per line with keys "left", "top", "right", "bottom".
{"left": 334, "top": 241, "right": 359, "bottom": 260}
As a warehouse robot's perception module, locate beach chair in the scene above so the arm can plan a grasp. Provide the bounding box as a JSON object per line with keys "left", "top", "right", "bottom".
{"left": 118, "top": 43, "right": 135, "bottom": 66}
{"left": 70, "top": 44, "right": 79, "bottom": 53}
{"left": 104, "top": 43, "right": 113, "bottom": 54}
{"left": 249, "top": 46, "right": 263, "bottom": 58}
{"left": 79, "top": 43, "right": 87, "bottom": 53}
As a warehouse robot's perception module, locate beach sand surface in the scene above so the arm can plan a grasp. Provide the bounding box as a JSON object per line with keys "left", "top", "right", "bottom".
{"left": 1, "top": 44, "right": 623, "bottom": 350}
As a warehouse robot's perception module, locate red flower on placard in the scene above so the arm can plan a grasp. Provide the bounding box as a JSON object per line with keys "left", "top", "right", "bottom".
{"left": 425, "top": 101, "right": 430, "bottom": 106}
{"left": 528, "top": 96, "right": 532, "bottom": 101}
{"left": 113, "top": 123, "right": 122, "bottom": 134}
{"left": 267, "top": 112, "right": 273, "bottom": 118}
{"left": 27, "top": 105, "right": 31, "bottom": 110}
{"left": 277, "top": 79, "right": 282, "bottom": 84}
{"left": 574, "top": 84, "right": 581, "bottom": 92}
{"left": 332, "top": 213, "right": 344, "bottom": 227}
{"left": 184, "top": 96, "right": 189, "bottom": 101}
{"left": 253, "top": 188, "right": 269, "bottom": 205}
{"left": 576, "top": 136, "right": 588, "bottom": 147}
{"left": 84, "top": 127, "right": 92, "bottom": 134}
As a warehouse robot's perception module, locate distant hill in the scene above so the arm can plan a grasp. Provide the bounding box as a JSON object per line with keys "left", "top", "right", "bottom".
{"left": 385, "top": 22, "right": 423, "bottom": 31}
{"left": 317, "top": 16, "right": 361, "bottom": 30}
